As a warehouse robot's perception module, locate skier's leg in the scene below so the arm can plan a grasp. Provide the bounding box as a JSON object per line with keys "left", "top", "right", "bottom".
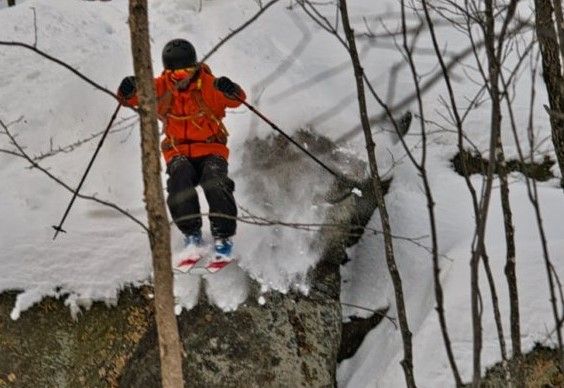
{"left": 199, "top": 155, "right": 237, "bottom": 238}
{"left": 166, "top": 156, "right": 202, "bottom": 236}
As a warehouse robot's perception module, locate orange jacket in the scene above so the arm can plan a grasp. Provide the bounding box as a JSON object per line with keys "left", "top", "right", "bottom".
{"left": 122, "top": 64, "right": 246, "bottom": 164}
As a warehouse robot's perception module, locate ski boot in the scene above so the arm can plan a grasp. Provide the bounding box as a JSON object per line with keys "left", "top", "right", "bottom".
{"left": 174, "top": 231, "right": 204, "bottom": 273}
{"left": 206, "top": 237, "right": 234, "bottom": 273}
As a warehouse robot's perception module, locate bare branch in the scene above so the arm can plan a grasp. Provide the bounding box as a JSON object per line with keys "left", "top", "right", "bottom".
{"left": 0, "top": 118, "right": 148, "bottom": 232}
{"left": 340, "top": 302, "right": 398, "bottom": 328}
{"left": 200, "top": 0, "right": 281, "bottom": 63}
{"left": 30, "top": 7, "right": 38, "bottom": 47}
{"left": 335, "top": 20, "right": 531, "bottom": 143}
{"left": 32, "top": 115, "right": 138, "bottom": 162}
{"left": 0, "top": 40, "right": 119, "bottom": 101}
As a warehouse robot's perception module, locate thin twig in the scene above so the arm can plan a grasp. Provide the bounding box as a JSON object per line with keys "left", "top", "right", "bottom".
{"left": 200, "top": 0, "right": 281, "bottom": 63}
{"left": 31, "top": 7, "right": 38, "bottom": 47}
{"left": 341, "top": 302, "right": 398, "bottom": 328}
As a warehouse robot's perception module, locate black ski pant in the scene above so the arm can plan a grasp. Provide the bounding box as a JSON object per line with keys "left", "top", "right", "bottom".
{"left": 166, "top": 155, "right": 237, "bottom": 238}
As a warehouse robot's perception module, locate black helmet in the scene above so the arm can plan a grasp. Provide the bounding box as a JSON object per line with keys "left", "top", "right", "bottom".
{"left": 162, "top": 39, "right": 197, "bottom": 70}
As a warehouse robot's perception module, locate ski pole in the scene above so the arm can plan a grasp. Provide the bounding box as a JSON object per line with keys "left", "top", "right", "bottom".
{"left": 236, "top": 97, "right": 357, "bottom": 186}
{"left": 52, "top": 103, "right": 122, "bottom": 240}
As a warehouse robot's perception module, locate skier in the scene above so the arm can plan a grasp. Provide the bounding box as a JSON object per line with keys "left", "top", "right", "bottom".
{"left": 117, "top": 38, "right": 246, "bottom": 272}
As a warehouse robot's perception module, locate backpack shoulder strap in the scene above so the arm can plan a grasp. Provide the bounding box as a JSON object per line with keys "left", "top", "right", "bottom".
{"left": 191, "top": 87, "right": 229, "bottom": 144}
{"left": 157, "top": 67, "right": 202, "bottom": 121}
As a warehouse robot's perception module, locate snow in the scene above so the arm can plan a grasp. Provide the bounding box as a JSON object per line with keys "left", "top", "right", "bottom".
{"left": 339, "top": 147, "right": 564, "bottom": 386}
{"left": 352, "top": 187, "right": 363, "bottom": 197}
{"left": 1, "top": 0, "right": 563, "bottom": 387}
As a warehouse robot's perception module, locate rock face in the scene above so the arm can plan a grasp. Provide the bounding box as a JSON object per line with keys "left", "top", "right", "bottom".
{"left": 120, "top": 290, "right": 341, "bottom": 387}
{"left": 0, "top": 285, "right": 341, "bottom": 388}
{"left": 0, "top": 289, "right": 154, "bottom": 387}
{"left": 0, "top": 130, "right": 382, "bottom": 387}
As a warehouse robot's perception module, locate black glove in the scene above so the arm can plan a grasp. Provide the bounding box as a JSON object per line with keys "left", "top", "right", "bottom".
{"left": 215, "top": 76, "right": 240, "bottom": 98}
{"left": 118, "top": 76, "right": 136, "bottom": 99}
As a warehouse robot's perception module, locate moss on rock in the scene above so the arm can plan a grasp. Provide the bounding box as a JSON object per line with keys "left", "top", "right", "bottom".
{"left": 0, "top": 288, "right": 153, "bottom": 388}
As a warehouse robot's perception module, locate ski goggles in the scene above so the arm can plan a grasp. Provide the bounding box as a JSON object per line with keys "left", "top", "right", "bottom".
{"left": 165, "top": 67, "right": 197, "bottom": 81}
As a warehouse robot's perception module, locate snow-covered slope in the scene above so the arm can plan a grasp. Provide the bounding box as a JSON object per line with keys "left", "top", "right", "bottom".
{"left": 1, "top": 1, "right": 563, "bottom": 387}
{"left": 339, "top": 147, "right": 564, "bottom": 386}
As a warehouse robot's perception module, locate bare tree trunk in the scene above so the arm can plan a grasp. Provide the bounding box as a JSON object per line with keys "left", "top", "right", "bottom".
{"left": 128, "top": 1, "right": 184, "bottom": 387}
{"left": 469, "top": 246, "right": 483, "bottom": 388}
{"left": 398, "top": 1, "right": 461, "bottom": 385}
{"left": 482, "top": 1, "right": 521, "bottom": 384}
{"left": 500, "top": 73, "right": 527, "bottom": 387}
{"left": 535, "top": 0, "right": 564, "bottom": 188}
{"left": 497, "top": 133, "right": 523, "bottom": 384}
{"left": 526, "top": 105, "right": 564, "bottom": 372}
{"left": 419, "top": 0, "right": 486, "bottom": 385}
{"left": 482, "top": 252, "right": 509, "bottom": 372}
{"left": 339, "top": 1, "right": 416, "bottom": 387}
{"left": 551, "top": 0, "right": 564, "bottom": 66}
{"left": 499, "top": 140, "right": 523, "bottom": 380}
{"left": 464, "top": 2, "right": 508, "bottom": 384}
